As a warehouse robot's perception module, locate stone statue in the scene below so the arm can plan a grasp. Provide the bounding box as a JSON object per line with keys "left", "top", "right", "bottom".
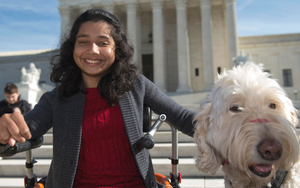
{"left": 233, "top": 51, "right": 251, "bottom": 66}
{"left": 21, "top": 63, "right": 41, "bottom": 85}
{"left": 17, "top": 63, "right": 53, "bottom": 108}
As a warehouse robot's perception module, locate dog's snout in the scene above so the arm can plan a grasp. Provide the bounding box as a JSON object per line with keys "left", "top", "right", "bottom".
{"left": 257, "top": 139, "right": 282, "bottom": 161}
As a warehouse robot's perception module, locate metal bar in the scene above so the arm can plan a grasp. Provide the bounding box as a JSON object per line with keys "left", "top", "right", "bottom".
{"left": 148, "top": 114, "right": 166, "bottom": 136}
{"left": 171, "top": 127, "right": 178, "bottom": 175}
{"left": 25, "top": 150, "right": 34, "bottom": 179}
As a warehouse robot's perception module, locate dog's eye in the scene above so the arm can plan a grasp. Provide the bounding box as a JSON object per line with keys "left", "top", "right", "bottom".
{"left": 269, "top": 103, "right": 276, "bottom": 109}
{"left": 230, "top": 105, "right": 241, "bottom": 112}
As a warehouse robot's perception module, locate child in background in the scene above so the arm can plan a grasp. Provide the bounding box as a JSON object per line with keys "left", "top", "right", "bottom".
{"left": 0, "top": 83, "right": 31, "bottom": 117}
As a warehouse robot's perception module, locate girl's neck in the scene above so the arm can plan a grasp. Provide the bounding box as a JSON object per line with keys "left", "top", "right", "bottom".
{"left": 83, "top": 77, "right": 100, "bottom": 88}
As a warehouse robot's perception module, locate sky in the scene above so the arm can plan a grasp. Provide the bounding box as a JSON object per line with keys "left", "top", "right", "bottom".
{"left": 0, "top": 0, "right": 299, "bottom": 52}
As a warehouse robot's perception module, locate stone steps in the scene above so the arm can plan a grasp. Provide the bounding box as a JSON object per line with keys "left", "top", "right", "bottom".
{"left": 152, "top": 158, "right": 224, "bottom": 177}
{"left": 0, "top": 158, "right": 223, "bottom": 178}
{"left": 4, "top": 142, "right": 197, "bottom": 159}
{"left": 1, "top": 110, "right": 299, "bottom": 188}
{"left": 0, "top": 159, "right": 50, "bottom": 177}
{"left": 0, "top": 177, "right": 226, "bottom": 188}
{"left": 0, "top": 121, "right": 212, "bottom": 188}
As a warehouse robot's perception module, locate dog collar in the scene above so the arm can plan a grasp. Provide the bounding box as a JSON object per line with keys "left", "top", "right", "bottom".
{"left": 222, "top": 159, "right": 229, "bottom": 165}
{"left": 270, "top": 169, "right": 288, "bottom": 188}
{"left": 226, "top": 168, "right": 287, "bottom": 188}
{"left": 250, "top": 119, "right": 269, "bottom": 123}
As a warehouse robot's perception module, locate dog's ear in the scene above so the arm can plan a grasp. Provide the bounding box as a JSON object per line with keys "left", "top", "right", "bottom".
{"left": 285, "top": 99, "right": 299, "bottom": 126}
{"left": 193, "top": 97, "right": 222, "bottom": 175}
{"left": 290, "top": 111, "right": 299, "bottom": 127}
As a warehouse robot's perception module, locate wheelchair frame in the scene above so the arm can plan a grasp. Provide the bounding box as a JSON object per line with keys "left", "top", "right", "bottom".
{"left": 1, "top": 106, "right": 182, "bottom": 188}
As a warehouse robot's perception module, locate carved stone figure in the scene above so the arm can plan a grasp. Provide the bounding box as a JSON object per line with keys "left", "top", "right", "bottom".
{"left": 21, "top": 63, "right": 41, "bottom": 85}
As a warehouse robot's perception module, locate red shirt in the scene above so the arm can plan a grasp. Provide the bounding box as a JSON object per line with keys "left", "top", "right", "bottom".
{"left": 73, "top": 88, "right": 146, "bottom": 188}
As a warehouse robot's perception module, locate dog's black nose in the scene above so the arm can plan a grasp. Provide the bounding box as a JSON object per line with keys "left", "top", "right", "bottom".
{"left": 257, "top": 139, "right": 282, "bottom": 161}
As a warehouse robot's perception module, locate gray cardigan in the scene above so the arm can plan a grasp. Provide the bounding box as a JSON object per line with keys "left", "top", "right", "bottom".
{"left": 24, "top": 75, "right": 195, "bottom": 188}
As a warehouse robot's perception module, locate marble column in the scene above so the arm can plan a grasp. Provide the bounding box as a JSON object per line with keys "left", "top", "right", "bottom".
{"left": 200, "top": 0, "right": 214, "bottom": 91}
{"left": 80, "top": 3, "right": 93, "bottom": 14}
{"left": 126, "top": 1, "right": 138, "bottom": 64}
{"left": 175, "top": 0, "right": 191, "bottom": 92}
{"left": 58, "top": 6, "right": 71, "bottom": 41}
{"left": 80, "top": 3, "right": 92, "bottom": 13}
{"left": 102, "top": 2, "right": 115, "bottom": 15}
{"left": 225, "top": 0, "right": 238, "bottom": 68}
{"left": 152, "top": 0, "right": 166, "bottom": 91}
{"left": 136, "top": 13, "right": 143, "bottom": 69}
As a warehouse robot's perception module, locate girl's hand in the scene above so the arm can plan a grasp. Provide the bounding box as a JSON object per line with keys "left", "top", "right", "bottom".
{"left": 13, "top": 107, "right": 21, "bottom": 114}
{"left": 0, "top": 110, "right": 32, "bottom": 146}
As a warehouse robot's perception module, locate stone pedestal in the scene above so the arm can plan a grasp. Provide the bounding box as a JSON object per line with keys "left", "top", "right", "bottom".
{"left": 16, "top": 83, "right": 42, "bottom": 108}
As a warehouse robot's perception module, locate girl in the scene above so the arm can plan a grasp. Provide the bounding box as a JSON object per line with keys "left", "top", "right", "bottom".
{"left": 0, "top": 9, "right": 195, "bottom": 188}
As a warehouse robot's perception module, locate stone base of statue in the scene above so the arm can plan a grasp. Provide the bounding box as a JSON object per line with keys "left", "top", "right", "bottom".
{"left": 15, "top": 83, "right": 42, "bottom": 108}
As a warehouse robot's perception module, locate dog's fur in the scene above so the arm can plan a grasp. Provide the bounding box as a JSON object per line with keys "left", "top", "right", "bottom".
{"left": 193, "top": 62, "right": 300, "bottom": 187}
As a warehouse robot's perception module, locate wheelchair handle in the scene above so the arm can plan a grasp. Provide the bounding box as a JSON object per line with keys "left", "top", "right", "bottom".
{"left": 0, "top": 137, "right": 44, "bottom": 157}
{"left": 141, "top": 114, "right": 166, "bottom": 149}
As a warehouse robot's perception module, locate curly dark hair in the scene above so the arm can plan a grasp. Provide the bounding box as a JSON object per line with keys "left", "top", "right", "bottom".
{"left": 50, "top": 9, "right": 139, "bottom": 106}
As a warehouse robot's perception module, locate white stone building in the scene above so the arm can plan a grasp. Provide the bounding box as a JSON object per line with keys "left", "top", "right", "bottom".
{"left": 58, "top": 0, "right": 239, "bottom": 93}
{"left": 239, "top": 33, "right": 300, "bottom": 99}
{"left": 0, "top": 0, "right": 299, "bottom": 100}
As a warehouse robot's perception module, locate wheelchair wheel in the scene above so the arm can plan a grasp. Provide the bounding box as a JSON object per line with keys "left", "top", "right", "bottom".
{"left": 155, "top": 173, "right": 172, "bottom": 187}
{"left": 34, "top": 183, "right": 44, "bottom": 188}
{"left": 33, "top": 177, "right": 47, "bottom": 188}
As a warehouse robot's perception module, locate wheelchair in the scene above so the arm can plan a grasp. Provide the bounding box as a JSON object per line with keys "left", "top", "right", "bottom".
{"left": 0, "top": 106, "right": 181, "bottom": 188}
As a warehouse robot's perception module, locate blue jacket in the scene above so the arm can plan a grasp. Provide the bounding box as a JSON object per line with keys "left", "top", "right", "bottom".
{"left": 25, "top": 75, "right": 195, "bottom": 188}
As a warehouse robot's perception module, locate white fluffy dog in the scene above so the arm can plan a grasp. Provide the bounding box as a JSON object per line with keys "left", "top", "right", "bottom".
{"left": 193, "top": 62, "right": 300, "bottom": 187}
